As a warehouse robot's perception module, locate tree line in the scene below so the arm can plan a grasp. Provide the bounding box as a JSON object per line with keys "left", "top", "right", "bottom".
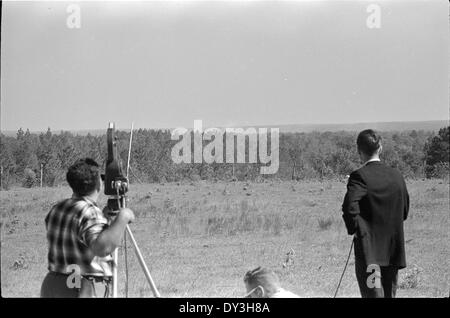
{"left": 0, "top": 126, "right": 448, "bottom": 189}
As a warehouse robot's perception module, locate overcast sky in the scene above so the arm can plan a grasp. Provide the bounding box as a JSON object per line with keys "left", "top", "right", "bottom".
{"left": 1, "top": 0, "right": 448, "bottom": 132}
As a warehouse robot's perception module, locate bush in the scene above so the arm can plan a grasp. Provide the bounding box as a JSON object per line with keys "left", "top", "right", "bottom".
{"left": 318, "top": 217, "right": 333, "bottom": 231}
{"left": 22, "top": 168, "right": 36, "bottom": 188}
{"left": 399, "top": 264, "right": 422, "bottom": 289}
{"left": 425, "top": 162, "right": 449, "bottom": 179}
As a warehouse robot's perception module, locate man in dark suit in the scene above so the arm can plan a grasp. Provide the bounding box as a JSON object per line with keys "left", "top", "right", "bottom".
{"left": 342, "top": 129, "right": 409, "bottom": 298}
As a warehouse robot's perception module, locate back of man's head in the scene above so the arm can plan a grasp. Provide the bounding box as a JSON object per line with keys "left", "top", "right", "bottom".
{"left": 244, "top": 267, "right": 280, "bottom": 297}
{"left": 357, "top": 129, "right": 382, "bottom": 156}
{"left": 66, "top": 158, "right": 101, "bottom": 196}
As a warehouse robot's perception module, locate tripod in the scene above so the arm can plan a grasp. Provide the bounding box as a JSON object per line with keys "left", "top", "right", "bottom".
{"left": 108, "top": 181, "right": 161, "bottom": 298}
{"left": 108, "top": 184, "right": 161, "bottom": 298}
{"left": 104, "top": 122, "right": 160, "bottom": 298}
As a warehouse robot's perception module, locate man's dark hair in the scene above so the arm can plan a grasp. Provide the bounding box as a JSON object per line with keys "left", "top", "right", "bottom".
{"left": 66, "top": 158, "right": 101, "bottom": 196}
{"left": 357, "top": 129, "right": 382, "bottom": 156}
{"left": 243, "top": 267, "right": 280, "bottom": 294}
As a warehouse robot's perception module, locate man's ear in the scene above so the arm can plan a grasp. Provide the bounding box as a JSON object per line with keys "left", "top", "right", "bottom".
{"left": 357, "top": 148, "right": 365, "bottom": 163}
{"left": 378, "top": 144, "right": 383, "bottom": 155}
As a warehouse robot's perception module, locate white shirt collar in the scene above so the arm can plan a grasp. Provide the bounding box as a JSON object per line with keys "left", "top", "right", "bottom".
{"left": 364, "top": 158, "right": 381, "bottom": 166}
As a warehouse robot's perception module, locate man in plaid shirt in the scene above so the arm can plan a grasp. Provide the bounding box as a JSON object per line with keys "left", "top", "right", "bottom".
{"left": 40, "top": 158, "right": 134, "bottom": 297}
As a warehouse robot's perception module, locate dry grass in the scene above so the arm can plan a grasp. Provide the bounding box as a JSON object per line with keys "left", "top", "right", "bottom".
{"left": 1, "top": 179, "right": 448, "bottom": 297}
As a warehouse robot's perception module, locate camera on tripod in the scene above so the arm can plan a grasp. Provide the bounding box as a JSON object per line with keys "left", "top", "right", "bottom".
{"left": 103, "top": 122, "right": 129, "bottom": 214}
{"left": 100, "top": 121, "right": 160, "bottom": 298}
{"left": 105, "top": 177, "right": 128, "bottom": 213}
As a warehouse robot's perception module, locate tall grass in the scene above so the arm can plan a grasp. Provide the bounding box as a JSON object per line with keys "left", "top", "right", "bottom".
{"left": 1, "top": 180, "right": 448, "bottom": 297}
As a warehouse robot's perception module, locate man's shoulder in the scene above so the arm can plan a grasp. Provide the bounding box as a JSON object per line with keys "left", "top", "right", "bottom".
{"left": 349, "top": 162, "right": 400, "bottom": 181}
{"left": 74, "top": 198, "right": 108, "bottom": 225}
{"left": 363, "top": 162, "right": 403, "bottom": 177}
{"left": 46, "top": 198, "right": 77, "bottom": 224}
{"left": 48, "top": 198, "right": 75, "bottom": 216}
{"left": 356, "top": 162, "right": 385, "bottom": 174}
{"left": 356, "top": 163, "right": 406, "bottom": 188}
{"left": 78, "top": 198, "right": 103, "bottom": 218}
{"left": 50, "top": 197, "right": 102, "bottom": 218}
{"left": 52, "top": 197, "right": 71, "bottom": 207}
{"left": 349, "top": 167, "right": 365, "bottom": 180}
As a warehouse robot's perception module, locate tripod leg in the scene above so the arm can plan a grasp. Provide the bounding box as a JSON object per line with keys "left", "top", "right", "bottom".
{"left": 112, "top": 248, "right": 119, "bottom": 297}
{"left": 124, "top": 234, "right": 129, "bottom": 297}
{"left": 125, "top": 225, "right": 161, "bottom": 297}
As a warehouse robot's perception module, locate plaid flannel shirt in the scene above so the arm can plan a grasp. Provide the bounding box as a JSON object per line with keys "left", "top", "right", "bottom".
{"left": 45, "top": 195, "right": 113, "bottom": 277}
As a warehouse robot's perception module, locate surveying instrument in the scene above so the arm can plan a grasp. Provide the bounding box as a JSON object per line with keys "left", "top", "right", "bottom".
{"left": 103, "top": 122, "right": 160, "bottom": 298}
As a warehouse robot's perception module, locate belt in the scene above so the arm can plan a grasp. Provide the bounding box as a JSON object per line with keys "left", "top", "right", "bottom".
{"left": 49, "top": 271, "right": 111, "bottom": 281}
{"left": 83, "top": 275, "right": 112, "bottom": 298}
{"left": 84, "top": 275, "right": 112, "bottom": 283}
{"left": 48, "top": 271, "right": 112, "bottom": 297}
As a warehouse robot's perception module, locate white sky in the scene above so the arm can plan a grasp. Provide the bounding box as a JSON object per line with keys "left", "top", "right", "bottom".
{"left": 1, "top": 0, "right": 448, "bottom": 131}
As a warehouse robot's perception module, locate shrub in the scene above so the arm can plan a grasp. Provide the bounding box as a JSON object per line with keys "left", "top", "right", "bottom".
{"left": 425, "top": 162, "right": 449, "bottom": 179}
{"left": 318, "top": 217, "right": 333, "bottom": 231}
{"left": 22, "top": 168, "right": 36, "bottom": 188}
{"left": 399, "top": 264, "right": 422, "bottom": 289}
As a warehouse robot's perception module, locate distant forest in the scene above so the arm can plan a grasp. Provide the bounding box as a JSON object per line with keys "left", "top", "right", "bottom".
{"left": 0, "top": 126, "right": 448, "bottom": 189}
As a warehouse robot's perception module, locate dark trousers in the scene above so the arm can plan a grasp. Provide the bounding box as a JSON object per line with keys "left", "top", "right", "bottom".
{"left": 354, "top": 241, "right": 399, "bottom": 298}
{"left": 40, "top": 271, "right": 109, "bottom": 298}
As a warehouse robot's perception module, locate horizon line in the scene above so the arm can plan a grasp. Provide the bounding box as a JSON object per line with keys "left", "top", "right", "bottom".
{"left": 1, "top": 118, "right": 448, "bottom": 134}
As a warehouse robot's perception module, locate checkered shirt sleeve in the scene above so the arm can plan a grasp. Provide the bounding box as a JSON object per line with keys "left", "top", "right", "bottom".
{"left": 78, "top": 205, "right": 109, "bottom": 248}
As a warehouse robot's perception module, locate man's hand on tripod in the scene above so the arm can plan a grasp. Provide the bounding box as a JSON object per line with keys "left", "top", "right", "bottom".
{"left": 117, "top": 208, "right": 135, "bottom": 224}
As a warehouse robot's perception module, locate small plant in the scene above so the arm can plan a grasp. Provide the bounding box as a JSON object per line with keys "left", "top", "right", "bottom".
{"left": 163, "top": 198, "right": 177, "bottom": 214}
{"left": 304, "top": 200, "right": 317, "bottom": 207}
{"left": 318, "top": 217, "right": 333, "bottom": 231}
{"left": 282, "top": 249, "right": 295, "bottom": 269}
{"left": 399, "top": 264, "right": 422, "bottom": 289}
{"left": 272, "top": 215, "right": 282, "bottom": 236}
{"left": 5, "top": 216, "right": 19, "bottom": 234}
{"left": 22, "top": 168, "right": 37, "bottom": 188}
{"left": 240, "top": 199, "right": 249, "bottom": 213}
{"left": 12, "top": 255, "right": 28, "bottom": 270}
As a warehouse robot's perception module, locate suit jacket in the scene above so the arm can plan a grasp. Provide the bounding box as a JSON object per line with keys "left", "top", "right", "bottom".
{"left": 342, "top": 161, "right": 409, "bottom": 268}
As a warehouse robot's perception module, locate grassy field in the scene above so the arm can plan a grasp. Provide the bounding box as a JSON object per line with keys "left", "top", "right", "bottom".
{"left": 1, "top": 179, "right": 448, "bottom": 297}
